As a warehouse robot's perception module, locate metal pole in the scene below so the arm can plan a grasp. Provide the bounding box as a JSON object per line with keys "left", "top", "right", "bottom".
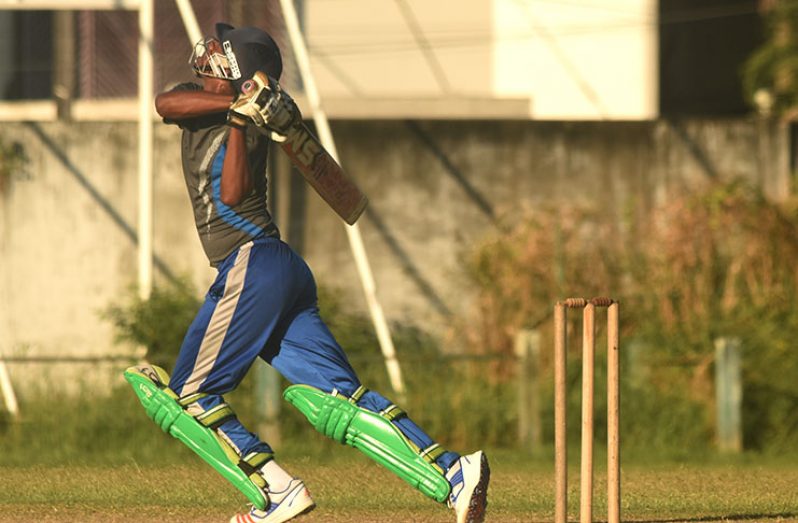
{"left": 174, "top": 0, "right": 202, "bottom": 45}
{"left": 137, "top": 0, "right": 153, "bottom": 300}
{"left": 0, "top": 361, "right": 19, "bottom": 418}
{"left": 278, "top": 0, "right": 405, "bottom": 400}
{"left": 53, "top": 10, "right": 75, "bottom": 121}
{"left": 554, "top": 303, "right": 567, "bottom": 523}
{"left": 607, "top": 302, "right": 621, "bottom": 523}
{"left": 580, "top": 303, "right": 595, "bottom": 523}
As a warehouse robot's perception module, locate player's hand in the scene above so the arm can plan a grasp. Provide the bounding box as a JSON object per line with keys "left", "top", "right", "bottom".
{"left": 228, "top": 86, "right": 266, "bottom": 129}
{"left": 254, "top": 74, "right": 299, "bottom": 141}
{"left": 234, "top": 72, "right": 300, "bottom": 142}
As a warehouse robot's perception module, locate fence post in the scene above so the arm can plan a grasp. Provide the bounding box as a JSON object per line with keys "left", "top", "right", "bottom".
{"left": 515, "top": 329, "right": 541, "bottom": 453}
{"left": 714, "top": 337, "right": 742, "bottom": 453}
{"left": 626, "top": 339, "right": 647, "bottom": 390}
{"left": 255, "top": 361, "right": 282, "bottom": 446}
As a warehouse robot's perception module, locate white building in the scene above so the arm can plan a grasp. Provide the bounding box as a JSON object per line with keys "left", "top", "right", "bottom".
{"left": 305, "top": 0, "right": 658, "bottom": 120}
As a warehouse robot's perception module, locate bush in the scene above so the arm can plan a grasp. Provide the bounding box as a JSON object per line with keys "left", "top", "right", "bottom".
{"left": 103, "top": 278, "right": 202, "bottom": 372}
{"left": 742, "top": 0, "right": 798, "bottom": 116}
{"left": 0, "top": 386, "right": 197, "bottom": 466}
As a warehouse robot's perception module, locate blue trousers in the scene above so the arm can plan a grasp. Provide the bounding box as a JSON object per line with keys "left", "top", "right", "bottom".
{"left": 169, "top": 236, "right": 458, "bottom": 471}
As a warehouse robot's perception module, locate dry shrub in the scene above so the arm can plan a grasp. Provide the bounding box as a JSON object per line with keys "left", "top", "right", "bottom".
{"left": 463, "top": 181, "right": 798, "bottom": 357}
{"left": 462, "top": 205, "right": 625, "bottom": 361}
{"left": 633, "top": 183, "right": 798, "bottom": 442}
{"left": 636, "top": 182, "right": 798, "bottom": 350}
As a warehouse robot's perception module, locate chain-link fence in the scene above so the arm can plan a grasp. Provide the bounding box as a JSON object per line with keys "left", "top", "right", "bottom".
{"left": 2, "top": 0, "right": 297, "bottom": 101}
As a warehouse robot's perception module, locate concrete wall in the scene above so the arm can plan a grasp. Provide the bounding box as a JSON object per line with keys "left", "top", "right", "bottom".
{"left": 0, "top": 118, "right": 789, "bottom": 391}
{"left": 0, "top": 122, "right": 216, "bottom": 393}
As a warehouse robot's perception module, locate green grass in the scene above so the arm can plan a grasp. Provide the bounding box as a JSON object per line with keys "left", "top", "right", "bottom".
{"left": 1, "top": 450, "right": 797, "bottom": 522}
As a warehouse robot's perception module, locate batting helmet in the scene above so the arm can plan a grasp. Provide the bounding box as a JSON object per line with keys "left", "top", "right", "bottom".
{"left": 216, "top": 23, "right": 283, "bottom": 91}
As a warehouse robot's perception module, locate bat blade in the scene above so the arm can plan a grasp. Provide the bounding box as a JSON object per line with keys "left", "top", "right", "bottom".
{"left": 280, "top": 122, "right": 368, "bottom": 225}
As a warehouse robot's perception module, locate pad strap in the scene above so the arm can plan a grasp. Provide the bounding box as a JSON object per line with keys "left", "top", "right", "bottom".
{"left": 337, "top": 388, "right": 407, "bottom": 423}
{"left": 238, "top": 451, "right": 273, "bottom": 489}
{"left": 332, "top": 385, "right": 368, "bottom": 405}
{"left": 349, "top": 385, "right": 368, "bottom": 404}
{"left": 380, "top": 404, "right": 406, "bottom": 421}
{"left": 194, "top": 403, "right": 237, "bottom": 430}
{"left": 420, "top": 444, "right": 445, "bottom": 472}
{"left": 178, "top": 392, "right": 208, "bottom": 407}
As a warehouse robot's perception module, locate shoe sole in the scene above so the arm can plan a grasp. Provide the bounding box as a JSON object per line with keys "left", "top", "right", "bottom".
{"left": 464, "top": 453, "right": 490, "bottom": 523}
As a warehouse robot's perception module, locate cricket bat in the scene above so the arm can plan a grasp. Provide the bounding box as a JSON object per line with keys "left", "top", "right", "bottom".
{"left": 279, "top": 119, "right": 368, "bottom": 225}
{"left": 241, "top": 72, "right": 368, "bottom": 225}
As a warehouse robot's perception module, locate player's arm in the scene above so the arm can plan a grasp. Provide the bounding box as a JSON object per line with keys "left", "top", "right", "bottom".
{"left": 154, "top": 89, "right": 234, "bottom": 121}
{"left": 220, "top": 126, "right": 253, "bottom": 206}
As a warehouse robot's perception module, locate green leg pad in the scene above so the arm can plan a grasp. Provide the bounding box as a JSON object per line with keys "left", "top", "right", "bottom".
{"left": 284, "top": 384, "right": 451, "bottom": 503}
{"left": 124, "top": 366, "right": 267, "bottom": 510}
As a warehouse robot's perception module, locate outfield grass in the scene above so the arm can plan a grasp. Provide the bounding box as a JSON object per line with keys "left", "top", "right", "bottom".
{"left": 1, "top": 450, "right": 797, "bottom": 522}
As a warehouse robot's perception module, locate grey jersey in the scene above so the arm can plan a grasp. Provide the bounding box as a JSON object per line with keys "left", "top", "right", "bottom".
{"left": 169, "top": 83, "right": 279, "bottom": 267}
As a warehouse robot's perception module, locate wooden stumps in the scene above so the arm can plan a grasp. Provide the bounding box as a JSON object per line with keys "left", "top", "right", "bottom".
{"left": 554, "top": 297, "right": 620, "bottom": 523}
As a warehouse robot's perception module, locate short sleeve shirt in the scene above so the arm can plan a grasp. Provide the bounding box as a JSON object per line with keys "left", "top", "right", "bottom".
{"left": 168, "top": 83, "right": 280, "bottom": 267}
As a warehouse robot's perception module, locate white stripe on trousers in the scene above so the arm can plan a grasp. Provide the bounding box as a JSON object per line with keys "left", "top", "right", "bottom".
{"left": 181, "top": 242, "right": 253, "bottom": 396}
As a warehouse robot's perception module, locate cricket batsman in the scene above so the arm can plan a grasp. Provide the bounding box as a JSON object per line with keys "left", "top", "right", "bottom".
{"left": 124, "top": 23, "right": 489, "bottom": 523}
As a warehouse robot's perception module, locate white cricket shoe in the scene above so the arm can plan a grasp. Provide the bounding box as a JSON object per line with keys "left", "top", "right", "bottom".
{"left": 230, "top": 479, "right": 315, "bottom": 523}
{"left": 445, "top": 450, "right": 490, "bottom": 523}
